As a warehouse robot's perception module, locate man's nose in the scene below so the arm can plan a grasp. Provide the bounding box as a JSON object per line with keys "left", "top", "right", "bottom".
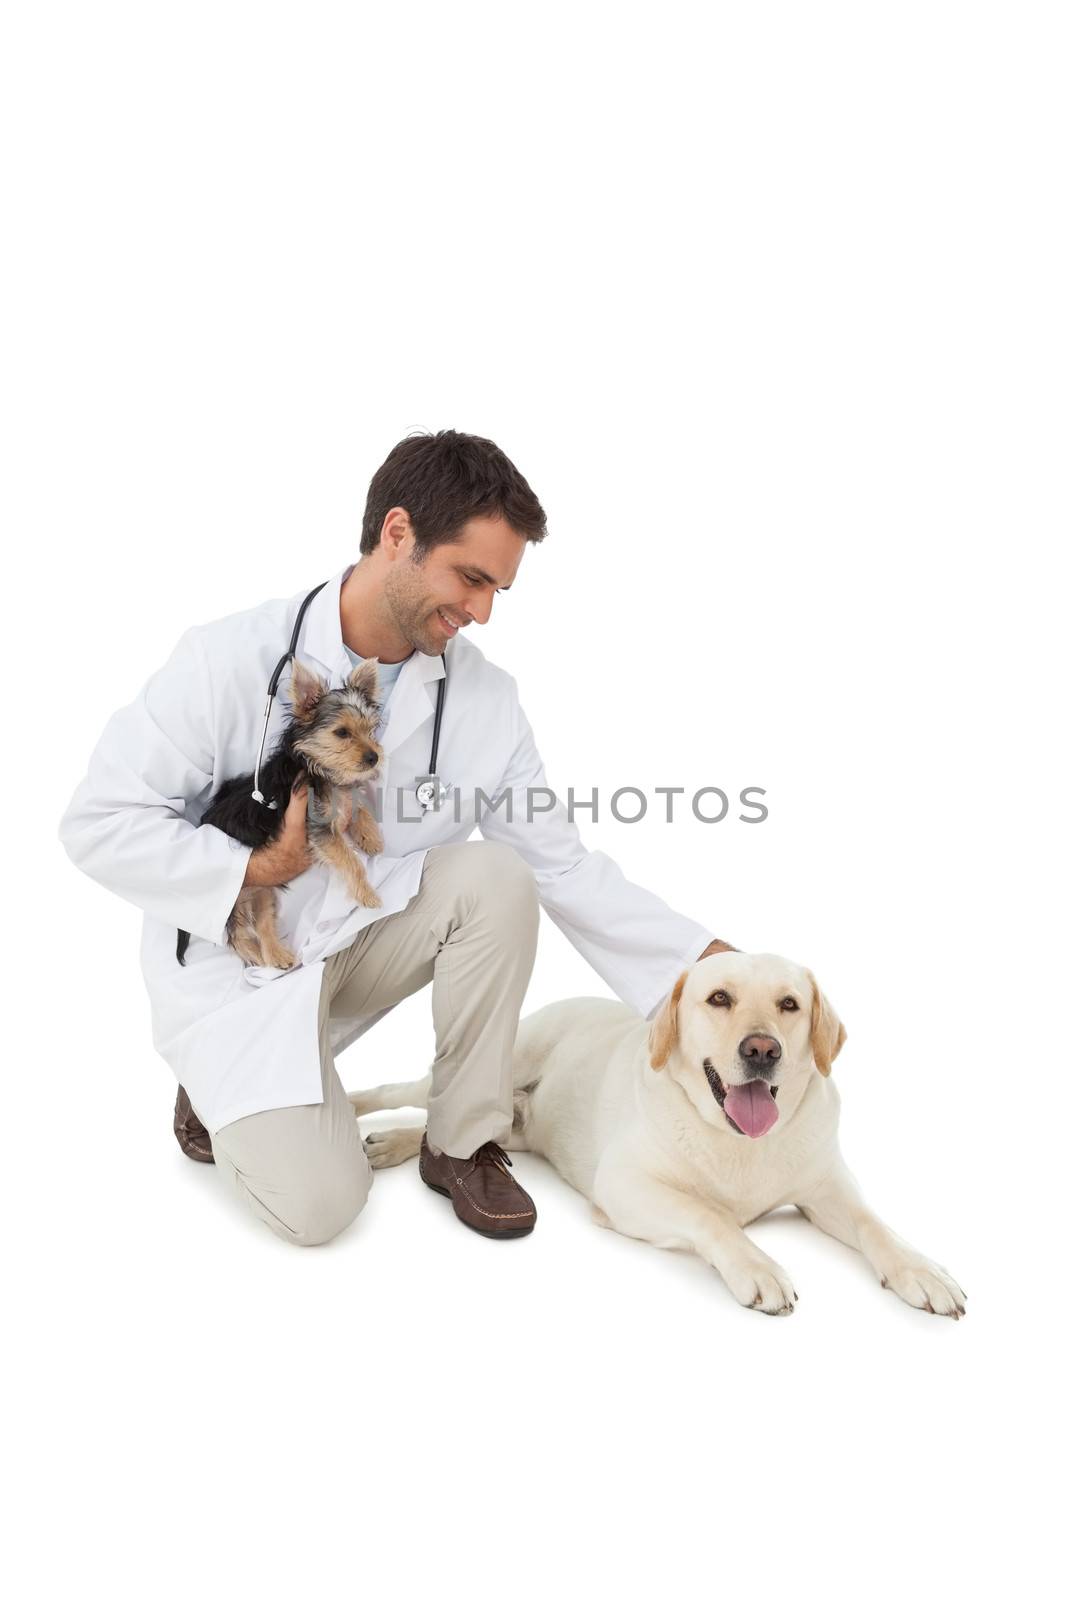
{"left": 467, "top": 591, "right": 493, "bottom": 626}
{"left": 738, "top": 1034, "right": 782, "bottom": 1076}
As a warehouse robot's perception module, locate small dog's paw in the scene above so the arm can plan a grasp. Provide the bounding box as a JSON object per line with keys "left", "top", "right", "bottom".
{"left": 363, "top": 1128, "right": 422, "bottom": 1169}
{"left": 255, "top": 941, "right": 297, "bottom": 970}
{"left": 348, "top": 805, "right": 384, "bottom": 856}
{"left": 722, "top": 1253, "right": 798, "bottom": 1316}
{"left": 357, "top": 820, "right": 384, "bottom": 856}
{"left": 338, "top": 859, "right": 382, "bottom": 908}
{"left": 879, "top": 1254, "right": 967, "bottom": 1318}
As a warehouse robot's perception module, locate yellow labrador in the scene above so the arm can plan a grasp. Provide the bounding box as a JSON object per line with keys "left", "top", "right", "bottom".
{"left": 351, "top": 952, "right": 966, "bottom": 1318}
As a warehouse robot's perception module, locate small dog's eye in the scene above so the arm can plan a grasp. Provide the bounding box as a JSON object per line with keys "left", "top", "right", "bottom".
{"left": 707, "top": 990, "right": 732, "bottom": 1007}
{"left": 334, "top": 728, "right": 350, "bottom": 739}
{"left": 779, "top": 996, "right": 799, "bottom": 1012}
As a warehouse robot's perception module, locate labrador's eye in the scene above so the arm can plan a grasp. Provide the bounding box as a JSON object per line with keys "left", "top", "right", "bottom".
{"left": 707, "top": 990, "right": 732, "bottom": 1008}
{"left": 779, "top": 996, "right": 799, "bottom": 1012}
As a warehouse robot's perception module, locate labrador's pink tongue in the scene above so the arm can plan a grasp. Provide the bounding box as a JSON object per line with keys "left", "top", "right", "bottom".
{"left": 724, "top": 1081, "right": 779, "bottom": 1137}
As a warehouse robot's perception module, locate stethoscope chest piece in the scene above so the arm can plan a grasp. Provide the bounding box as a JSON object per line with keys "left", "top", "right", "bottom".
{"left": 414, "top": 776, "right": 449, "bottom": 812}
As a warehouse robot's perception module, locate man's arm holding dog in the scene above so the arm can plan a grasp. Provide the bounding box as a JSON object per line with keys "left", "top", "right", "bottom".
{"left": 479, "top": 691, "right": 733, "bottom": 1017}
{"left": 241, "top": 782, "right": 312, "bottom": 886}
{"left": 58, "top": 627, "right": 308, "bottom": 940}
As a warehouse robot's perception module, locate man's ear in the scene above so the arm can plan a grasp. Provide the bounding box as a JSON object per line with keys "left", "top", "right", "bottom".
{"left": 347, "top": 657, "right": 380, "bottom": 702}
{"left": 649, "top": 971, "right": 688, "bottom": 1070}
{"left": 287, "top": 657, "right": 329, "bottom": 721}
{"left": 805, "top": 970, "right": 847, "bottom": 1076}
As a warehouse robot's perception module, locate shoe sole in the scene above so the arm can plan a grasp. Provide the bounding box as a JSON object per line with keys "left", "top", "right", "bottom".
{"left": 422, "top": 1177, "right": 535, "bottom": 1239}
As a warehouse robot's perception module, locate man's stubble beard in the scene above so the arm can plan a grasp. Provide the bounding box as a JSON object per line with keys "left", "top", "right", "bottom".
{"left": 383, "top": 561, "right": 444, "bottom": 657}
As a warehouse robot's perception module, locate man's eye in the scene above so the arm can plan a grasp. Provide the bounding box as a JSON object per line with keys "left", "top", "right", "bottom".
{"left": 708, "top": 990, "right": 732, "bottom": 1007}
{"left": 779, "top": 996, "right": 799, "bottom": 1012}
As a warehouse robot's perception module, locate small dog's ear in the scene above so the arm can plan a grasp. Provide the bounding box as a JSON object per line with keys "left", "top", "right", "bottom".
{"left": 347, "top": 657, "right": 380, "bottom": 701}
{"left": 648, "top": 971, "right": 687, "bottom": 1070}
{"left": 805, "top": 969, "right": 847, "bottom": 1076}
{"left": 287, "top": 657, "right": 329, "bottom": 721}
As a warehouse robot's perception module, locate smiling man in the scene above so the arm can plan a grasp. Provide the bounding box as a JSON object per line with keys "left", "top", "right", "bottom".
{"left": 59, "top": 430, "right": 730, "bottom": 1245}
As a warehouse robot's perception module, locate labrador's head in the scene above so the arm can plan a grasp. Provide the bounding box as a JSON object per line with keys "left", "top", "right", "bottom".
{"left": 648, "top": 952, "right": 846, "bottom": 1138}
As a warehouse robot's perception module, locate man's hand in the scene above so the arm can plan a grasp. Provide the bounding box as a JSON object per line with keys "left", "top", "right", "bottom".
{"left": 242, "top": 782, "right": 314, "bottom": 888}
{"left": 699, "top": 938, "right": 737, "bottom": 959}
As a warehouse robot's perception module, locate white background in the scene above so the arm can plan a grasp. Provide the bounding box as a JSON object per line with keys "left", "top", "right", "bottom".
{"left": 4, "top": 3, "right": 1063, "bottom": 1596}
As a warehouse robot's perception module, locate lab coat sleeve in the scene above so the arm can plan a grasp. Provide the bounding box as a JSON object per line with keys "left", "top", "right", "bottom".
{"left": 478, "top": 693, "right": 714, "bottom": 1019}
{"left": 57, "top": 626, "right": 252, "bottom": 944}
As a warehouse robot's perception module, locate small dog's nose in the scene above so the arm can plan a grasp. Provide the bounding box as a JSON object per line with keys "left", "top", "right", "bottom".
{"left": 363, "top": 750, "right": 379, "bottom": 767}
{"left": 739, "top": 1034, "right": 781, "bottom": 1075}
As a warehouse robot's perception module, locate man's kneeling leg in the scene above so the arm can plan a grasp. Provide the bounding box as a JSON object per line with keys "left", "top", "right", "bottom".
{"left": 209, "top": 1054, "right": 372, "bottom": 1246}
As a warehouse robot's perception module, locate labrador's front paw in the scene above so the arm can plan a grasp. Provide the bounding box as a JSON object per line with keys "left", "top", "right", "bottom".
{"left": 721, "top": 1251, "right": 798, "bottom": 1315}
{"left": 363, "top": 1128, "right": 423, "bottom": 1169}
{"left": 879, "top": 1253, "right": 966, "bottom": 1318}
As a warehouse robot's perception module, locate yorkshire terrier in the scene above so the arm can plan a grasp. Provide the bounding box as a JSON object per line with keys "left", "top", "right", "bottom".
{"left": 176, "top": 657, "right": 385, "bottom": 969}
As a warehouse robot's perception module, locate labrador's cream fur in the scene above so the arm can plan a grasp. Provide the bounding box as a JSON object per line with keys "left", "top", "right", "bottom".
{"left": 350, "top": 952, "right": 966, "bottom": 1317}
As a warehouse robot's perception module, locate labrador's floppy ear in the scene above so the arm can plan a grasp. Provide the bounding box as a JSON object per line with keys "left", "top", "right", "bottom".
{"left": 805, "top": 970, "right": 847, "bottom": 1076}
{"left": 287, "top": 657, "right": 329, "bottom": 721}
{"left": 649, "top": 971, "right": 688, "bottom": 1070}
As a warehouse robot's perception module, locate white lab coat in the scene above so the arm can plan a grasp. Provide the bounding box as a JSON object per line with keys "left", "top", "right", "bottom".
{"left": 58, "top": 566, "right": 712, "bottom": 1134}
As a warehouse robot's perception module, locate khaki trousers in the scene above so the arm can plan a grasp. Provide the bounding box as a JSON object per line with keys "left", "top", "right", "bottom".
{"left": 209, "top": 841, "right": 539, "bottom": 1246}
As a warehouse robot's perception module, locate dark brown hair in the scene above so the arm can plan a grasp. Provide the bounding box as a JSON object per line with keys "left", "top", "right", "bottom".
{"left": 360, "top": 429, "right": 548, "bottom": 558}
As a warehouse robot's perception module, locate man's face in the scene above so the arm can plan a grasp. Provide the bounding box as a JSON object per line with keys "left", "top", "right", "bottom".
{"left": 383, "top": 514, "right": 528, "bottom": 655}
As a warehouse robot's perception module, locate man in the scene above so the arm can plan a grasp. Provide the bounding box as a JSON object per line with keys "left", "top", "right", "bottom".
{"left": 59, "top": 430, "right": 730, "bottom": 1244}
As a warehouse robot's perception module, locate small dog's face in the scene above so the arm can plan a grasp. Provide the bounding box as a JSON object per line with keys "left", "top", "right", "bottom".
{"left": 649, "top": 952, "right": 846, "bottom": 1139}
{"left": 287, "top": 658, "right": 384, "bottom": 784}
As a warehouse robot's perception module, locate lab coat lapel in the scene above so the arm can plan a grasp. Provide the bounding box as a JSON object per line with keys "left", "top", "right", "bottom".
{"left": 299, "top": 566, "right": 356, "bottom": 685}
{"left": 381, "top": 650, "right": 445, "bottom": 756}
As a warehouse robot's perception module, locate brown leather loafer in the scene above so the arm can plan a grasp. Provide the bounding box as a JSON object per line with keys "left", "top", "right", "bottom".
{"left": 174, "top": 1085, "right": 215, "bottom": 1163}
{"left": 419, "top": 1135, "right": 536, "bottom": 1238}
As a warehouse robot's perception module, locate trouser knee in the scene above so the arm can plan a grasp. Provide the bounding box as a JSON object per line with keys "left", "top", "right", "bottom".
{"left": 269, "top": 1163, "right": 372, "bottom": 1247}
{"left": 455, "top": 842, "right": 538, "bottom": 927}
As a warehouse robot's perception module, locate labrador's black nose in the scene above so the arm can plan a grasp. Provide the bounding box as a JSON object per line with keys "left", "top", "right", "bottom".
{"left": 739, "top": 1034, "right": 781, "bottom": 1076}
{"left": 363, "top": 750, "right": 379, "bottom": 767}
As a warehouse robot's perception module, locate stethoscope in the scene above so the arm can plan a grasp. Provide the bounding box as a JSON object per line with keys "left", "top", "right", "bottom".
{"left": 252, "top": 581, "right": 449, "bottom": 812}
